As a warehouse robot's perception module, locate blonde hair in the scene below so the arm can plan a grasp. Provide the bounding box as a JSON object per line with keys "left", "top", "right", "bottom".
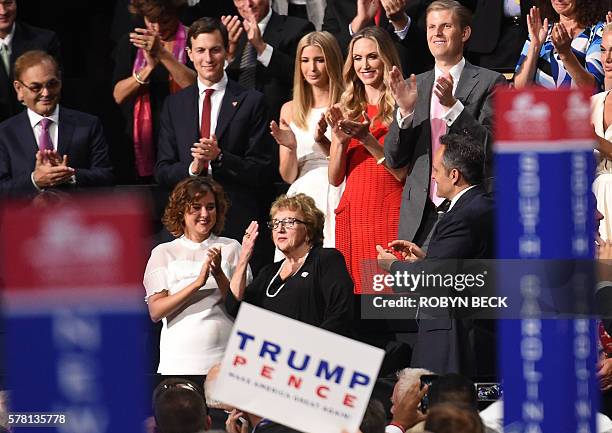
{"left": 339, "top": 26, "right": 401, "bottom": 126}
{"left": 270, "top": 193, "right": 325, "bottom": 247}
{"left": 292, "top": 31, "right": 344, "bottom": 130}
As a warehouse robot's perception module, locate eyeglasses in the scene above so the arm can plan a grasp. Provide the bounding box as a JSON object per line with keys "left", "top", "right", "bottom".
{"left": 267, "top": 217, "right": 306, "bottom": 231}
{"left": 18, "top": 79, "right": 61, "bottom": 94}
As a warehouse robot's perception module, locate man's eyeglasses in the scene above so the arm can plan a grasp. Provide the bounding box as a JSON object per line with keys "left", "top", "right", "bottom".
{"left": 267, "top": 217, "right": 306, "bottom": 231}
{"left": 18, "top": 79, "right": 61, "bottom": 94}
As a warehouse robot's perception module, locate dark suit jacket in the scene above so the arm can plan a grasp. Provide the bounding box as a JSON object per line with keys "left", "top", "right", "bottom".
{"left": 322, "top": 0, "right": 476, "bottom": 76}
{"left": 466, "top": 0, "right": 535, "bottom": 71}
{"left": 0, "top": 107, "right": 114, "bottom": 197}
{"left": 0, "top": 21, "right": 61, "bottom": 122}
{"left": 384, "top": 61, "right": 506, "bottom": 242}
{"left": 390, "top": 185, "right": 495, "bottom": 376}
{"left": 226, "top": 11, "right": 314, "bottom": 122}
{"left": 154, "top": 79, "right": 274, "bottom": 241}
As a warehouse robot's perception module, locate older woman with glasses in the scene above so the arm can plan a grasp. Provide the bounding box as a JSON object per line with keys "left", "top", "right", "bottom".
{"left": 225, "top": 193, "right": 354, "bottom": 335}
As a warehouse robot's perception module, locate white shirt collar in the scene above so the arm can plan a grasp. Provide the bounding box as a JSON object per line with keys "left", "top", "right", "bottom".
{"left": 0, "top": 23, "right": 15, "bottom": 47}
{"left": 27, "top": 105, "right": 60, "bottom": 129}
{"left": 447, "top": 184, "right": 478, "bottom": 212}
{"left": 197, "top": 71, "right": 228, "bottom": 94}
{"left": 258, "top": 7, "right": 273, "bottom": 32}
{"left": 434, "top": 57, "right": 466, "bottom": 88}
{"left": 179, "top": 233, "right": 218, "bottom": 249}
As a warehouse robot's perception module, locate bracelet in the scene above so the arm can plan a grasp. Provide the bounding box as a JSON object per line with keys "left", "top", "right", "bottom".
{"left": 133, "top": 71, "right": 149, "bottom": 85}
{"left": 376, "top": 156, "right": 386, "bottom": 165}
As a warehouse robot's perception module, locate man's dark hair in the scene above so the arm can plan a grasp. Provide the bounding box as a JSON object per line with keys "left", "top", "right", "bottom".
{"left": 187, "top": 17, "right": 229, "bottom": 50}
{"left": 439, "top": 132, "right": 485, "bottom": 186}
{"left": 153, "top": 378, "right": 209, "bottom": 433}
{"left": 428, "top": 373, "right": 477, "bottom": 411}
{"left": 360, "top": 399, "right": 386, "bottom": 433}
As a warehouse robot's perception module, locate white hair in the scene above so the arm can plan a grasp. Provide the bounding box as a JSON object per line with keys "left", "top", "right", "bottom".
{"left": 395, "top": 368, "right": 435, "bottom": 401}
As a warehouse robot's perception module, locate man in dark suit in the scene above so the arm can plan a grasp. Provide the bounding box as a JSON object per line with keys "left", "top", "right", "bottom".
{"left": 225, "top": 0, "right": 314, "bottom": 122}
{"left": 378, "top": 132, "right": 494, "bottom": 377}
{"left": 0, "top": 50, "right": 113, "bottom": 197}
{"left": 384, "top": 0, "right": 505, "bottom": 247}
{"left": 466, "top": 0, "right": 535, "bottom": 73}
{"left": 154, "top": 17, "right": 274, "bottom": 270}
{"left": 0, "top": 0, "right": 60, "bottom": 122}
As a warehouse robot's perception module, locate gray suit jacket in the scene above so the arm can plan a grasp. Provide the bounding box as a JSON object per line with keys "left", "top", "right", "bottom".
{"left": 384, "top": 60, "right": 506, "bottom": 242}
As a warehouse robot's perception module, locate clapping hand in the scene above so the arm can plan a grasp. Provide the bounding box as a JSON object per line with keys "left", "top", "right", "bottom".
{"left": 314, "top": 112, "right": 330, "bottom": 146}
{"left": 338, "top": 110, "right": 372, "bottom": 142}
{"left": 326, "top": 104, "right": 352, "bottom": 145}
{"left": 389, "top": 66, "right": 417, "bottom": 117}
{"left": 433, "top": 73, "right": 456, "bottom": 109}
{"left": 376, "top": 245, "right": 398, "bottom": 272}
{"left": 33, "top": 150, "right": 75, "bottom": 188}
{"left": 551, "top": 22, "right": 572, "bottom": 57}
{"left": 221, "top": 15, "right": 243, "bottom": 62}
{"left": 526, "top": 6, "right": 548, "bottom": 48}
{"left": 243, "top": 15, "right": 265, "bottom": 54}
{"left": 388, "top": 239, "right": 426, "bottom": 262}
{"left": 208, "top": 247, "right": 223, "bottom": 277}
{"left": 239, "top": 221, "right": 259, "bottom": 263}
{"left": 381, "top": 0, "right": 408, "bottom": 29}
{"left": 270, "top": 119, "right": 297, "bottom": 151}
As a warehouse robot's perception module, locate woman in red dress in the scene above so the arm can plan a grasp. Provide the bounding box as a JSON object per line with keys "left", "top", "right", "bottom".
{"left": 328, "top": 27, "right": 407, "bottom": 294}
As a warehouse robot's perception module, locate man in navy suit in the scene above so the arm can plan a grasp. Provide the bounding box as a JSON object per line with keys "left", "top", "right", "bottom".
{"left": 154, "top": 17, "right": 274, "bottom": 270}
{"left": 0, "top": 50, "right": 113, "bottom": 197}
{"left": 0, "top": 0, "right": 61, "bottom": 122}
{"left": 378, "top": 132, "right": 494, "bottom": 377}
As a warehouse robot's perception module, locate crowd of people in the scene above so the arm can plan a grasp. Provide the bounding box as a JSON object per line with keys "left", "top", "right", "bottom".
{"left": 3, "top": 0, "right": 612, "bottom": 431}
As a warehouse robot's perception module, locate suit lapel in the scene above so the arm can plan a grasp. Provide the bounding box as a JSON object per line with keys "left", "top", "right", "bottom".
{"left": 57, "top": 107, "right": 74, "bottom": 155}
{"left": 454, "top": 61, "right": 479, "bottom": 105}
{"left": 15, "top": 111, "right": 38, "bottom": 157}
{"left": 215, "top": 80, "right": 246, "bottom": 142}
{"left": 263, "top": 12, "right": 283, "bottom": 46}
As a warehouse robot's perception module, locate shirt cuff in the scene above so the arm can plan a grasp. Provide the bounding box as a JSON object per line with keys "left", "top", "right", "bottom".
{"left": 441, "top": 99, "right": 464, "bottom": 126}
{"left": 257, "top": 44, "right": 273, "bottom": 67}
{"left": 386, "top": 424, "right": 405, "bottom": 433}
{"left": 393, "top": 15, "right": 411, "bottom": 40}
{"left": 188, "top": 162, "right": 200, "bottom": 177}
{"left": 31, "top": 172, "right": 43, "bottom": 191}
{"left": 396, "top": 109, "right": 415, "bottom": 129}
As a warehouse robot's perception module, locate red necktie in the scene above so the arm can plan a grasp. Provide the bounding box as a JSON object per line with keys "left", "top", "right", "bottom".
{"left": 200, "top": 88, "right": 215, "bottom": 174}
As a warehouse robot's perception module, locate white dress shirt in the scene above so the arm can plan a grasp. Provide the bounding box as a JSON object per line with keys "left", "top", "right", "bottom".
{"left": 28, "top": 106, "right": 60, "bottom": 151}
{"left": 447, "top": 184, "right": 477, "bottom": 212}
{"left": 0, "top": 22, "right": 15, "bottom": 55}
{"left": 256, "top": 7, "right": 275, "bottom": 67}
{"left": 397, "top": 57, "right": 467, "bottom": 129}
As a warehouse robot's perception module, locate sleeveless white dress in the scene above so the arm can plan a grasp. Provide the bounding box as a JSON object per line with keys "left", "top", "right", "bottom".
{"left": 592, "top": 90, "right": 612, "bottom": 240}
{"left": 274, "top": 107, "right": 344, "bottom": 260}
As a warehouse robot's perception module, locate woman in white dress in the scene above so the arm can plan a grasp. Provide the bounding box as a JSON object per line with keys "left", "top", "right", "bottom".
{"left": 143, "top": 177, "right": 251, "bottom": 380}
{"left": 270, "top": 31, "right": 345, "bottom": 258}
{"left": 592, "top": 23, "right": 612, "bottom": 240}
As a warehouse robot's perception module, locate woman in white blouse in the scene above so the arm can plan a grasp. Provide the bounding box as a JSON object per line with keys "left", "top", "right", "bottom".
{"left": 143, "top": 177, "right": 251, "bottom": 378}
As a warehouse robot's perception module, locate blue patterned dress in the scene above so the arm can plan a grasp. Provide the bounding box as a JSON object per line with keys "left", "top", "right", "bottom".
{"left": 515, "top": 22, "right": 605, "bottom": 91}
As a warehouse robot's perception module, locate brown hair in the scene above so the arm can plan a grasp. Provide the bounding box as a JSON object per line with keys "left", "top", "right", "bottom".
{"left": 162, "top": 177, "right": 229, "bottom": 237}
{"left": 291, "top": 31, "right": 344, "bottom": 130}
{"left": 13, "top": 50, "right": 59, "bottom": 81}
{"left": 187, "top": 17, "right": 229, "bottom": 50}
{"left": 426, "top": 0, "right": 472, "bottom": 29}
{"left": 270, "top": 193, "right": 325, "bottom": 247}
{"left": 128, "top": 0, "right": 186, "bottom": 20}
{"left": 536, "top": 0, "right": 607, "bottom": 28}
{"left": 424, "top": 403, "right": 484, "bottom": 433}
{"left": 340, "top": 26, "right": 401, "bottom": 126}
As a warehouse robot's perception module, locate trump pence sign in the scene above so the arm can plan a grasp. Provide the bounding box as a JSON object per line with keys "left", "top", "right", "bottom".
{"left": 213, "top": 303, "right": 385, "bottom": 433}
